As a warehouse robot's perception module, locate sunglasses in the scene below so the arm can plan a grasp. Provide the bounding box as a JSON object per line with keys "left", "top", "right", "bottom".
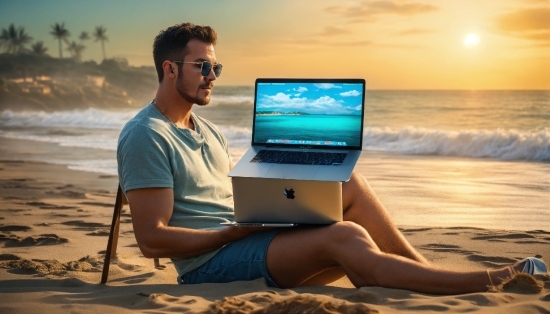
{"left": 172, "top": 60, "right": 223, "bottom": 77}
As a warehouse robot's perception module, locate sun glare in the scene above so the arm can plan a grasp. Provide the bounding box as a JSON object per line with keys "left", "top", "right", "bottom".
{"left": 463, "top": 33, "right": 480, "bottom": 47}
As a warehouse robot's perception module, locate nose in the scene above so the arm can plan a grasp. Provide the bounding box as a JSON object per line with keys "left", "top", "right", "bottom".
{"left": 205, "top": 67, "right": 217, "bottom": 81}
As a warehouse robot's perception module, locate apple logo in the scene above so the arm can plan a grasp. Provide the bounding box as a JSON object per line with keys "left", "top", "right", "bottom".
{"left": 284, "top": 188, "right": 295, "bottom": 199}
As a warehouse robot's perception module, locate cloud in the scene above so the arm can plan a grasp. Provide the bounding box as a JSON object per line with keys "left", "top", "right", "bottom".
{"left": 292, "top": 86, "right": 308, "bottom": 97}
{"left": 522, "top": 0, "right": 549, "bottom": 4}
{"left": 259, "top": 93, "right": 360, "bottom": 115}
{"left": 493, "top": 7, "right": 550, "bottom": 45}
{"left": 340, "top": 90, "right": 360, "bottom": 97}
{"left": 268, "top": 92, "right": 293, "bottom": 102}
{"left": 326, "top": 0, "right": 438, "bottom": 23}
{"left": 314, "top": 83, "right": 342, "bottom": 89}
{"left": 282, "top": 37, "right": 372, "bottom": 48}
{"left": 376, "top": 43, "right": 424, "bottom": 49}
{"left": 319, "top": 26, "right": 352, "bottom": 36}
{"left": 338, "top": 40, "right": 373, "bottom": 46}
{"left": 394, "top": 28, "right": 435, "bottom": 36}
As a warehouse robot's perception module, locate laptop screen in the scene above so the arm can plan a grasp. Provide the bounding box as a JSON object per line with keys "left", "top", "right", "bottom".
{"left": 252, "top": 78, "right": 365, "bottom": 150}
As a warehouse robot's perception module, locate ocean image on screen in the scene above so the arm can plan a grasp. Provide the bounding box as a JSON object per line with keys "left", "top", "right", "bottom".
{"left": 253, "top": 82, "right": 364, "bottom": 147}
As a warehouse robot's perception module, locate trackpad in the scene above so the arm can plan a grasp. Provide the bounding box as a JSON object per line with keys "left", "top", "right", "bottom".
{"left": 264, "top": 164, "right": 319, "bottom": 180}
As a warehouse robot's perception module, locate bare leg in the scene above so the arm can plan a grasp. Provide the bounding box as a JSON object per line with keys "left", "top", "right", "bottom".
{"left": 267, "top": 222, "right": 520, "bottom": 294}
{"left": 300, "top": 172, "right": 430, "bottom": 286}
{"left": 342, "top": 172, "right": 429, "bottom": 264}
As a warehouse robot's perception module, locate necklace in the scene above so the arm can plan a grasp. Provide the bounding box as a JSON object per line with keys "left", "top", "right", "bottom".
{"left": 152, "top": 99, "right": 178, "bottom": 128}
{"left": 152, "top": 99, "right": 197, "bottom": 131}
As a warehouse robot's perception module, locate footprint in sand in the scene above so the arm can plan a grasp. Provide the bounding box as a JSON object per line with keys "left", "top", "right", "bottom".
{"left": 78, "top": 201, "right": 113, "bottom": 208}
{"left": 0, "top": 179, "right": 35, "bottom": 190}
{"left": 419, "top": 243, "right": 478, "bottom": 255}
{"left": 61, "top": 220, "right": 110, "bottom": 230}
{"left": 472, "top": 233, "right": 536, "bottom": 241}
{"left": 208, "top": 293, "right": 376, "bottom": 313}
{"left": 25, "top": 201, "right": 79, "bottom": 210}
{"left": 399, "top": 227, "right": 432, "bottom": 233}
{"left": 0, "top": 254, "right": 103, "bottom": 275}
{"left": 112, "top": 258, "right": 143, "bottom": 272}
{"left": 46, "top": 190, "right": 86, "bottom": 199}
{"left": 466, "top": 254, "right": 517, "bottom": 268}
{"left": 86, "top": 229, "right": 111, "bottom": 236}
{"left": 0, "top": 233, "right": 69, "bottom": 247}
{"left": 0, "top": 253, "right": 21, "bottom": 261}
{"left": 2, "top": 208, "right": 30, "bottom": 212}
{"left": 0, "top": 225, "right": 32, "bottom": 232}
{"left": 3, "top": 196, "right": 27, "bottom": 200}
{"left": 526, "top": 230, "right": 550, "bottom": 235}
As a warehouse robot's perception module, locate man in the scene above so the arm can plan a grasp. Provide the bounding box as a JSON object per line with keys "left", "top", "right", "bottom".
{"left": 117, "top": 23, "right": 545, "bottom": 294}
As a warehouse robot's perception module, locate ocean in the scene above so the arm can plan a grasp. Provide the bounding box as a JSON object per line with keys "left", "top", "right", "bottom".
{"left": 1, "top": 88, "right": 548, "bottom": 230}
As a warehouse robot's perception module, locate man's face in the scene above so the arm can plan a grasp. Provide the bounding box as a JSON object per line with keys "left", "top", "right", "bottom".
{"left": 175, "top": 39, "right": 217, "bottom": 106}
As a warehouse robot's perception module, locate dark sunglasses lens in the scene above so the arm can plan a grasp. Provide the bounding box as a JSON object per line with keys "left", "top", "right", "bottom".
{"left": 201, "top": 61, "right": 212, "bottom": 76}
{"left": 201, "top": 61, "right": 222, "bottom": 77}
{"left": 214, "top": 64, "right": 222, "bottom": 77}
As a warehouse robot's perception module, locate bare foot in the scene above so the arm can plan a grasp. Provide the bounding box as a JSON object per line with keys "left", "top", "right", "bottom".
{"left": 486, "top": 266, "right": 514, "bottom": 287}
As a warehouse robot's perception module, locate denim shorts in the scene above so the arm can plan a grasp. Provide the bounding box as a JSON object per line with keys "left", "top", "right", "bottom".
{"left": 179, "top": 229, "right": 281, "bottom": 287}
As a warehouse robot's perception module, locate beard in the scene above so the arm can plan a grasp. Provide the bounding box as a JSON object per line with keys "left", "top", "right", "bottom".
{"left": 176, "top": 72, "right": 212, "bottom": 106}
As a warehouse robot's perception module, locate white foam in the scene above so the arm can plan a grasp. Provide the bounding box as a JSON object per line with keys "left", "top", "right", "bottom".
{"left": 209, "top": 95, "right": 253, "bottom": 106}
{"left": 2, "top": 107, "right": 548, "bottom": 162}
{"left": 363, "top": 126, "right": 550, "bottom": 162}
{"left": 221, "top": 125, "right": 550, "bottom": 162}
{"left": 65, "top": 159, "right": 118, "bottom": 175}
{"left": 0, "top": 108, "right": 138, "bottom": 129}
{"left": 218, "top": 125, "right": 252, "bottom": 149}
{"left": 0, "top": 130, "right": 117, "bottom": 151}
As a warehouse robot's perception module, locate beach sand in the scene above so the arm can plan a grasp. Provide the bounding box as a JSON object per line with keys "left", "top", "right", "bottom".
{"left": 0, "top": 159, "right": 548, "bottom": 313}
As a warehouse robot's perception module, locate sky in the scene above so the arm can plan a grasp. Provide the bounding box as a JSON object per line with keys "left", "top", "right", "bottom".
{"left": 1, "top": 0, "right": 549, "bottom": 89}
{"left": 257, "top": 82, "right": 364, "bottom": 115}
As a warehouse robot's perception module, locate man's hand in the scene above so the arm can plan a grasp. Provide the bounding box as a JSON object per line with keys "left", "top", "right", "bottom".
{"left": 126, "top": 187, "right": 265, "bottom": 259}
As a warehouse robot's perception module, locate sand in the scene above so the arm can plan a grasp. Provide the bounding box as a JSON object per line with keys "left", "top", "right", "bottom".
{"left": 0, "top": 159, "right": 548, "bottom": 313}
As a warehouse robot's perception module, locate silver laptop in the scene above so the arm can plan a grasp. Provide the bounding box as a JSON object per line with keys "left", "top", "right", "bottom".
{"left": 227, "top": 78, "right": 366, "bottom": 226}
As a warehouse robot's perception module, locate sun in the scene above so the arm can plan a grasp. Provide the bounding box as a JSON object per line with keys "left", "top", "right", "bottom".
{"left": 463, "top": 33, "right": 480, "bottom": 47}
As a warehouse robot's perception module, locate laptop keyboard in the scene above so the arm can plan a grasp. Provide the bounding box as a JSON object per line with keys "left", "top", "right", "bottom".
{"left": 251, "top": 150, "right": 347, "bottom": 165}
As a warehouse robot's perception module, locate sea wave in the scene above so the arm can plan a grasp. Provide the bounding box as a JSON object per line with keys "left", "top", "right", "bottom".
{"left": 221, "top": 125, "right": 550, "bottom": 162}
{"left": 218, "top": 125, "right": 252, "bottom": 147}
{"left": 1, "top": 108, "right": 548, "bottom": 162}
{"left": 363, "top": 126, "right": 550, "bottom": 162}
{"left": 0, "top": 130, "right": 117, "bottom": 151}
{"left": 0, "top": 108, "right": 138, "bottom": 129}
{"left": 209, "top": 95, "right": 254, "bottom": 106}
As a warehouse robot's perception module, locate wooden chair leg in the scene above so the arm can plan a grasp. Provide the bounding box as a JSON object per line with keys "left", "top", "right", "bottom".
{"left": 100, "top": 185, "right": 124, "bottom": 284}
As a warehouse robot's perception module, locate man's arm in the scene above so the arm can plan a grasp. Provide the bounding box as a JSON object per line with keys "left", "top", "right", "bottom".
{"left": 127, "top": 187, "right": 257, "bottom": 259}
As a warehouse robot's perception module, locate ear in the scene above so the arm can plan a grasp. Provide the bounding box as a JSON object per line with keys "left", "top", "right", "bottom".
{"left": 162, "top": 61, "right": 175, "bottom": 78}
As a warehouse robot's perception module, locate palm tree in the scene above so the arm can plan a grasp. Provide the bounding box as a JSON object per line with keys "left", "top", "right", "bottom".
{"left": 79, "top": 31, "right": 90, "bottom": 41}
{"left": 31, "top": 41, "right": 48, "bottom": 55}
{"left": 50, "top": 22, "right": 70, "bottom": 58}
{"left": 66, "top": 41, "right": 86, "bottom": 62}
{"left": 93, "top": 26, "right": 108, "bottom": 61}
{"left": 0, "top": 24, "right": 33, "bottom": 54}
{"left": 0, "top": 24, "right": 18, "bottom": 53}
{"left": 78, "top": 31, "right": 90, "bottom": 60}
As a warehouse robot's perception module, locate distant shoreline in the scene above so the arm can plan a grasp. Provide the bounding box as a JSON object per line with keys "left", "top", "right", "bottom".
{"left": 0, "top": 54, "right": 157, "bottom": 111}
{"left": 256, "top": 111, "right": 306, "bottom": 116}
{"left": 255, "top": 112, "right": 362, "bottom": 116}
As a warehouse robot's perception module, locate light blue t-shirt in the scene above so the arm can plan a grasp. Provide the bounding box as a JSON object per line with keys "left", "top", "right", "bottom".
{"left": 117, "top": 103, "right": 234, "bottom": 276}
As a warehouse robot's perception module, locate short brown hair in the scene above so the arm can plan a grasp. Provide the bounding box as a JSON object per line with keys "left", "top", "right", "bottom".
{"left": 152, "top": 23, "right": 217, "bottom": 82}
